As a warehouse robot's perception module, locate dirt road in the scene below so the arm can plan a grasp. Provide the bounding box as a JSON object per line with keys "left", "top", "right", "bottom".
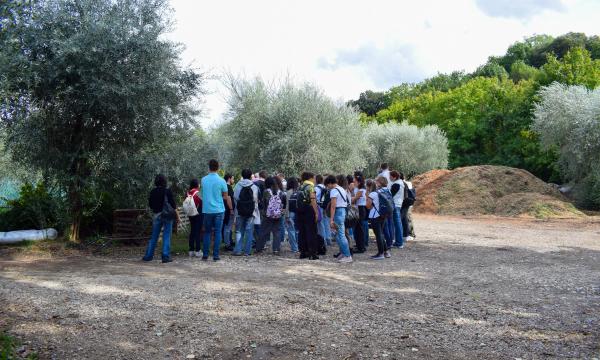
{"left": 1, "top": 215, "right": 599, "bottom": 359}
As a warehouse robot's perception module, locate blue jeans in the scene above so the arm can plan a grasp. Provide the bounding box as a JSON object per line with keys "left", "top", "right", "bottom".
{"left": 203, "top": 212, "right": 224, "bottom": 259}
{"left": 318, "top": 209, "right": 332, "bottom": 246}
{"left": 334, "top": 207, "right": 351, "bottom": 257}
{"left": 234, "top": 215, "right": 254, "bottom": 255}
{"left": 393, "top": 207, "right": 404, "bottom": 247}
{"left": 143, "top": 215, "right": 173, "bottom": 261}
{"left": 383, "top": 216, "right": 394, "bottom": 248}
{"left": 222, "top": 215, "right": 233, "bottom": 247}
{"left": 286, "top": 212, "right": 299, "bottom": 252}
{"left": 279, "top": 216, "right": 286, "bottom": 243}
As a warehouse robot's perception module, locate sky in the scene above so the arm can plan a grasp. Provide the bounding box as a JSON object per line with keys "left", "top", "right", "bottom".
{"left": 166, "top": 0, "right": 600, "bottom": 128}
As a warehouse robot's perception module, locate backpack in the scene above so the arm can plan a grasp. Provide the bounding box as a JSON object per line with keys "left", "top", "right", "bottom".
{"left": 236, "top": 184, "right": 255, "bottom": 217}
{"left": 297, "top": 184, "right": 312, "bottom": 207}
{"left": 265, "top": 189, "right": 283, "bottom": 219}
{"left": 161, "top": 190, "right": 176, "bottom": 220}
{"left": 403, "top": 181, "right": 416, "bottom": 207}
{"left": 288, "top": 191, "right": 299, "bottom": 213}
{"left": 376, "top": 188, "right": 394, "bottom": 218}
{"left": 320, "top": 188, "right": 331, "bottom": 210}
{"left": 255, "top": 180, "right": 266, "bottom": 210}
{"left": 182, "top": 190, "right": 199, "bottom": 217}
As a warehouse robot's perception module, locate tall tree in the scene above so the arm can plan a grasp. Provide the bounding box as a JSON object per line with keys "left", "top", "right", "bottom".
{"left": 0, "top": 0, "right": 204, "bottom": 241}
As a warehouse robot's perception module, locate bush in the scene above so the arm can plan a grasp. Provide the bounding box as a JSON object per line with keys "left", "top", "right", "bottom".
{"left": 214, "top": 75, "right": 367, "bottom": 175}
{"left": 365, "top": 122, "right": 448, "bottom": 177}
{"left": 0, "top": 183, "right": 64, "bottom": 232}
{"left": 533, "top": 82, "right": 600, "bottom": 209}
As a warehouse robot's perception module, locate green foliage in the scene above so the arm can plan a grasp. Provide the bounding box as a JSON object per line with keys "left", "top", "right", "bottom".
{"left": 0, "top": 183, "right": 64, "bottom": 232}
{"left": 533, "top": 83, "right": 600, "bottom": 209}
{"left": 0, "top": 0, "right": 205, "bottom": 240}
{"left": 473, "top": 62, "right": 509, "bottom": 79}
{"left": 347, "top": 90, "right": 392, "bottom": 116}
{"left": 540, "top": 47, "right": 600, "bottom": 89}
{"left": 0, "top": 332, "right": 37, "bottom": 360}
{"left": 364, "top": 122, "right": 448, "bottom": 177}
{"left": 510, "top": 60, "right": 540, "bottom": 83}
{"left": 215, "top": 75, "right": 367, "bottom": 175}
{"left": 375, "top": 77, "right": 558, "bottom": 180}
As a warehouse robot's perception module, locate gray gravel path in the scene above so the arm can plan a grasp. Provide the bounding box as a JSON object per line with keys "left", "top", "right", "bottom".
{"left": 1, "top": 215, "right": 599, "bottom": 359}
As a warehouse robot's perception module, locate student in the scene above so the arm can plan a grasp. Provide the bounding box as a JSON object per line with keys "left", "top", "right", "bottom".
{"left": 378, "top": 163, "right": 391, "bottom": 188}
{"left": 253, "top": 170, "right": 267, "bottom": 243}
{"left": 400, "top": 173, "right": 416, "bottom": 242}
{"left": 285, "top": 177, "right": 299, "bottom": 253}
{"left": 186, "top": 178, "right": 203, "bottom": 257}
{"left": 222, "top": 173, "right": 235, "bottom": 251}
{"left": 297, "top": 172, "right": 320, "bottom": 260}
{"left": 315, "top": 175, "right": 331, "bottom": 247}
{"left": 351, "top": 174, "right": 367, "bottom": 253}
{"left": 276, "top": 175, "right": 287, "bottom": 247}
{"left": 326, "top": 175, "right": 353, "bottom": 263}
{"left": 201, "top": 159, "right": 233, "bottom": 261}
{"left": 390, "top": 170, "right": 405, "bottom": 248}
{"left": 366, "top": 177, "right": 391, "bottom": 260}
{"left": 256, "top": 176, "right": 285, "bottom": 254}
{"left": 233, "top": 169, "right": 259, "bottom": 256}
{"left": 143, "top": 174, "right": 178, "bottom": 263}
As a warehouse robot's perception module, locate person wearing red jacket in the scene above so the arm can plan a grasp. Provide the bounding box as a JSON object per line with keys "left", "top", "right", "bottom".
{"left": 187, "top": 179, "right": 203, "bottom": 257}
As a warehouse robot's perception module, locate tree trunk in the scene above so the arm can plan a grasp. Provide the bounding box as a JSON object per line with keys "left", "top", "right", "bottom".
{"left": 68, "top": 158, "right": 85, "bottom": 243}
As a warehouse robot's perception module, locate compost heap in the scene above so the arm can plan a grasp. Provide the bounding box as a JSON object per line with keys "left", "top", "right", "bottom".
{"left": 411, "top": 165, "right": 584, "bottom": 218}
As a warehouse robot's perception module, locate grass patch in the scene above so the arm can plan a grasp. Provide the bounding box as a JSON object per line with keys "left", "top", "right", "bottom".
{"left": 0, "top": 332, "right": 37, "bottom": 360}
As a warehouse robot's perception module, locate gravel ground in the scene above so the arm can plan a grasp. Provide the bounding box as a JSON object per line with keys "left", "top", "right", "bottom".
{"left": 1, "top": 214, "right": 599, "bottom": 360}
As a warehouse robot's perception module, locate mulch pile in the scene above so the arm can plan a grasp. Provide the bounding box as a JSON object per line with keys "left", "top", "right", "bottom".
{"left": 411, "top": 165, "right": 585, "bottom": 219}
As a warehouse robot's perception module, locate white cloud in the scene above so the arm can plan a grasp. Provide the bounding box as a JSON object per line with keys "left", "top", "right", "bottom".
{"left": 474, "top": 0, "right": 565, "bottom": 20}
{"left": 166, "top": 0, "right": 600, "bottom": 128}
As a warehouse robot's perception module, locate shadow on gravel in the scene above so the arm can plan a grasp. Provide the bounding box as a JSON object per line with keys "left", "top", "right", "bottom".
{"left": 1, "top": 240, "right": 599, "bottom": 359}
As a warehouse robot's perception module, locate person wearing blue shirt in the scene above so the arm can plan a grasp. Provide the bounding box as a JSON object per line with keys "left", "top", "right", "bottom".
{"left": 201, "top": 159, "right": 233, "bottom": 261}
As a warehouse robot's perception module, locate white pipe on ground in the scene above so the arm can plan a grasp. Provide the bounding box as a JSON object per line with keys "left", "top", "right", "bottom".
{"left": 0, "top": 228, "right": 58, "bottom": 244}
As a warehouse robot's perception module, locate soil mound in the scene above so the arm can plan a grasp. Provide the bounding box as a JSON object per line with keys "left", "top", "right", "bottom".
{"left": 412, "top": 165, "right": 584, "bottom": 219}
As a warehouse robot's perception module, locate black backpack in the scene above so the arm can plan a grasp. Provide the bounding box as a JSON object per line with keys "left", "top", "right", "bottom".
{"left": 403, "top": 181, "right": 416, "bottom": 207}
{"left": 237, "top": 184, "right": 255, "bottom": 217}
{"left": 319, "top": 188, "right": 331, "bottom": 210}
{"left": 288, "top": 191, "right": 299, "bottom": 213}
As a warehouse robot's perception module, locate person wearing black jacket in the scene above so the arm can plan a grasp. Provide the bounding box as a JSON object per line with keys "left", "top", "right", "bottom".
{"left": 222, "top": 174, "right": 236, "bottom": 251}
{"left": 143, "top": 174, "right": 178, "bottom": 263}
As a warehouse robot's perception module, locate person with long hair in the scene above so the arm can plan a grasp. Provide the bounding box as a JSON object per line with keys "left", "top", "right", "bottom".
{"left": 297, "top": 172, "right": 320, "bottom": 260}
{"left": 186, "top": 178, "right": 203, "bottom": 257}
{"left": 143, "top": 174, "right": 178, "bottom": 263}
{"left": 285, "top": 177, "right": 300, "bottom": 253}
{"left": 366, "top": 176, "right": 391, "bottom": 260}
{"left": 256, "top": 176, "right": 285, "bottom": 254}
{"left": 351, "top": 174, "right": 367, "bottom": 253}
{"left": 390, "top": 170, "right": 405, "bottom": 248}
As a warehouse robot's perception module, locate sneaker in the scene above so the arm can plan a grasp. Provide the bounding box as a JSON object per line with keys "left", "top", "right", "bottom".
{"left": 201, "top": 256, "right": 208, "bottom": 261}
{"left": 338, "top": 256, "right": 353, "bottom": 263}
{"left": 213, "top": 257, "right": 220, "bottom": 262}
{"left": 232, "top": 252, "right": 243, "bottom": 256}
{"left": 384, "top": 250, "right": 391, "bottom": 258}
{"left": 370, "top": 254, "right": 385, "bottom": 260}
{"left": 141, "top": 257, "right": 152, "bottom": 262}
{"left": 195, "top": 251, "right": 202, "bottom": 257}
{"left": 189, "top": 251, "right": 195, "bottom": 257}
{"left": 309, "top": 255, "right": 319, "bottom": 260}
{"left": 392, "top": 244, "right": 404, "bottom": 249}
{"left": 407, "top": 236, "right": 415, "bottom": 241}
{"left": 273, "top": 251, "right": 280, "bottom": 256}
{"left": 161, "top": 258, "right": 173, "bottom": 263}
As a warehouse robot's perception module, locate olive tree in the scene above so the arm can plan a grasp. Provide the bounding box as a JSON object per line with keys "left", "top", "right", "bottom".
{"left": 364, "top": 122, "right": 448, "bottom": 177}
{"left": 214, "top": 75, "right": 366, "bottom": 176}
{"left": 0, "top": 0, "right": 204, "bottom": 241}
{"left": 533, "top": 82, "right": 600, "bottom": 208}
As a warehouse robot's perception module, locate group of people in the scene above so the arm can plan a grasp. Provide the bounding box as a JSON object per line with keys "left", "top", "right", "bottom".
{"left": 142, "top": 160, "right": 416, "bottom": 264}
